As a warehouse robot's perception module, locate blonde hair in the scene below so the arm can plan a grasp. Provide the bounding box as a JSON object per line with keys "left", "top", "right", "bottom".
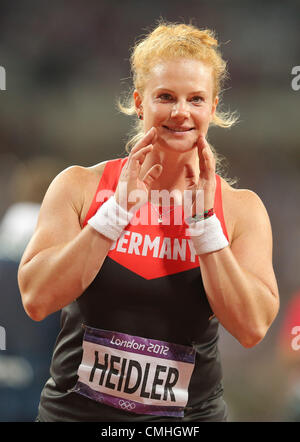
{"left": 118, "top": 20, "right": 239, "bottom": 186}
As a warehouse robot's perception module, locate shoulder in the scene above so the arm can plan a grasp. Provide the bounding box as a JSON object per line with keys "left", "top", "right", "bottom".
{"left": 221, "top": 177, "right": 266, "bottom": 210}
{"left": 45, "top": 160, "right": 110, "bottom": 227}
{"left": 53, "top": 160, "right": 111, "bottom": 193}
{"left": 49, "top": 161, "right": 107, "bottom": 202}
{"left": 55, "top": 161, "right": 108, "bottom": 184}
{"left": 219, "top": 177, "right": 271, "bottom": 243}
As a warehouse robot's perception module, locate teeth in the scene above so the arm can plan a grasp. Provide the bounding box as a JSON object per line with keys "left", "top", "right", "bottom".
{"left": 165, "top": 127, "right": 191, "bottom": 132}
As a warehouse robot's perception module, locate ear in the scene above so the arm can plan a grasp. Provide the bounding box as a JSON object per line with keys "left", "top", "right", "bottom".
{"left": 133, "top": 89, "right": 143, "bottom": 115}
{"left": 210, "top": 95, "right": 219, "bottom": 121}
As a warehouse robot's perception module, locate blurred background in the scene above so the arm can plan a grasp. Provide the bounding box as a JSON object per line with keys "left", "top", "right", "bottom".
{"left": 0, "top": 0, "right": 299, "bottom": 422}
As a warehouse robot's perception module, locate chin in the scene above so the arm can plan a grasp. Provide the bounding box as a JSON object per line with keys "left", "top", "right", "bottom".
{"left": 158, "top": 136, "right": 197, "bottom": 153}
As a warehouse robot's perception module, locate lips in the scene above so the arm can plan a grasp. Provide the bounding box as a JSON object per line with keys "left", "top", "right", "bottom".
{"left": 163, "top": 125, "right": 194, "bottom": 132}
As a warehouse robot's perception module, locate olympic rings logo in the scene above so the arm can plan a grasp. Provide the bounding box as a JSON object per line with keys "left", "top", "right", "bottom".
{"left": 119, "top": 399, "right": 136, "bottom": 410}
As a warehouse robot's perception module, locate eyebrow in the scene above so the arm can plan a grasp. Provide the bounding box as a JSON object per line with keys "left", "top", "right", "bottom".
{"left": 154, "top": 87, "right": 207, "bottom": 95}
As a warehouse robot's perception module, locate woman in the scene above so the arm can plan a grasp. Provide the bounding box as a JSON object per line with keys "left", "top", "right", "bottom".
{"left": 18, "top": 22, "right": 279, "bottom": 422}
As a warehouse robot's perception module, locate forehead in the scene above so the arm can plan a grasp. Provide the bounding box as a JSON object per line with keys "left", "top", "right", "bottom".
{"left": 145, "top": 58, "right": 214, "bottom": 93}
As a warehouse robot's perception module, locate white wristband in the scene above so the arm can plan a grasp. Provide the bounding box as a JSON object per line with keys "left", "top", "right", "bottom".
{"left": 88, "top": 196, "right": 134, "bottom": 241}
{"left": 187, "top": 214, "right": 229, "bottom": 255}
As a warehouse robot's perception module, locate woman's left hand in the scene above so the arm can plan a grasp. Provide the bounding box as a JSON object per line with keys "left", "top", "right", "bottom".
{"left": 185, "top": 134, "right": 216, "bottom": 215}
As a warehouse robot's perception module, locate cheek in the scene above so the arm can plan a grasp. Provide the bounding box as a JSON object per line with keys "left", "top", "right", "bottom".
{"left": 197, "top": 105, "right": 212, "bottom": 119}
{"left": 145, "top": 103, "right": 169, "bottom": 126}
{"left": 194, "top": 107, "right": 213, "bottom": 128}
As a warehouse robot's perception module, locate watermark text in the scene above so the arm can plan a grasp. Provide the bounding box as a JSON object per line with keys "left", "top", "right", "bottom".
{"left": 291, "top": 66, "right": 300, "bottom": 91}
{"left": 0, "top": 326, "right": 6, "bottom": 350}
{"left": 0, "top": 66, "right": 6, "bottom": 90}
{"left": 291, "top": 326, "right": 300, "bottom": 351}
{"left": 95, "top": 186, "right": 206, "bottom": 236}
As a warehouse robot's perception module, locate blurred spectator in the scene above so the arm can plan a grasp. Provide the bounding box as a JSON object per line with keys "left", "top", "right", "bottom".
{"left": 0, "top": 156, "right": 63, "bottom": 421}
{"left": 277, "top": 291, "right": 300, "bottom": 421}
{"left": 0, "top": 202, "right": 40, "bottom": 262}
{"left": 0, "top": 157, "right": 61, "bottom": 262}
{"left": 0, "top": 156, "right": 64, "bottom": 261}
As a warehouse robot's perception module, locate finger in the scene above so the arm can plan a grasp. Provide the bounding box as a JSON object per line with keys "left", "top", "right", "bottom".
{"left": 130, "top": 127, "right": 157, "bottom": 156}
{"left": 203, "top": 148, "right": 215, "bottom": 172}
{"left": 197, "top": 135, "right": 215, "bottom": 174}
{"left": 184, "top": 164, "right": 197, "bottom": 188}
{"left": 202, "top": 141, "right": 215, "bottom": 172}
{"left": 142, "top": 164, "right": 163, "bottom": 188}
{"left": 197, "top": 135, "right": 207, "bottom": 172}
{"left": 126, "top": 128, "right": 156, "bottom": 172}
{"left": 129, "top": 144, "right": 153, "bottom": 178}
{"left": 131, "top": 144, "right": 153, "bottom": 164}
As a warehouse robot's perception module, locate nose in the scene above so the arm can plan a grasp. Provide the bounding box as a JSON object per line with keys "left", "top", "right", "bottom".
{"left": 171, "top": 100, "right": 190, "bottom": 120}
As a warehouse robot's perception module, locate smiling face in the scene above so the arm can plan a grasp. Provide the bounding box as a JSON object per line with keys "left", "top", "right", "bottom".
{"left": 134, "top": 58, "right": 218, "bottom": 153}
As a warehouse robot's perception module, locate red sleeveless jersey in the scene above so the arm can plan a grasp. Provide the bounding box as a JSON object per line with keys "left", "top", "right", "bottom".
{"left": 83, "top": 157, "right": 229, "bottom": 279}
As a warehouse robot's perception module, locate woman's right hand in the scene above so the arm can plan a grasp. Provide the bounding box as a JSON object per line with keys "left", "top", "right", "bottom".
{"left": 115, "top": 127, "right": 163, "bottom": 212}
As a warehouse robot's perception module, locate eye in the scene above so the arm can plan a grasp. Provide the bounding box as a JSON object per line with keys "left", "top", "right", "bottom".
{"left": 190, "top": 95, "right": 204, "bottom": 104}
{"left": 157, "top": 93, "right": 173, "bottom": 101}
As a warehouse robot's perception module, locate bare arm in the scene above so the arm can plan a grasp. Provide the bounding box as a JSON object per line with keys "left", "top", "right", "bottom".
{"left": 18, "top": 128, "right": 162, "bottom": 322}
{"left": 198, "top": 189, "right": 279, "bottom": 348}
{"left": 18, "top": 164, "right": 113, "bottom": 321}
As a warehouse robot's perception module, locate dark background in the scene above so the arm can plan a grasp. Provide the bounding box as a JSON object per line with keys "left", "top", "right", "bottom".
{"left": 0, "top": 0, "right": 299, "bottom": 421}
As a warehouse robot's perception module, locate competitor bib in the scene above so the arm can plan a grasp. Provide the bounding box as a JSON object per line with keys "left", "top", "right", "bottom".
{"left": 74, "top": 326, "right": 196, "bottom": 417}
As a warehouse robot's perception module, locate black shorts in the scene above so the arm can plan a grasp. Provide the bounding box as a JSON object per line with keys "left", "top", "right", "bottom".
{"left": 35, "top": 395, "right": 228, "bottom": 422}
